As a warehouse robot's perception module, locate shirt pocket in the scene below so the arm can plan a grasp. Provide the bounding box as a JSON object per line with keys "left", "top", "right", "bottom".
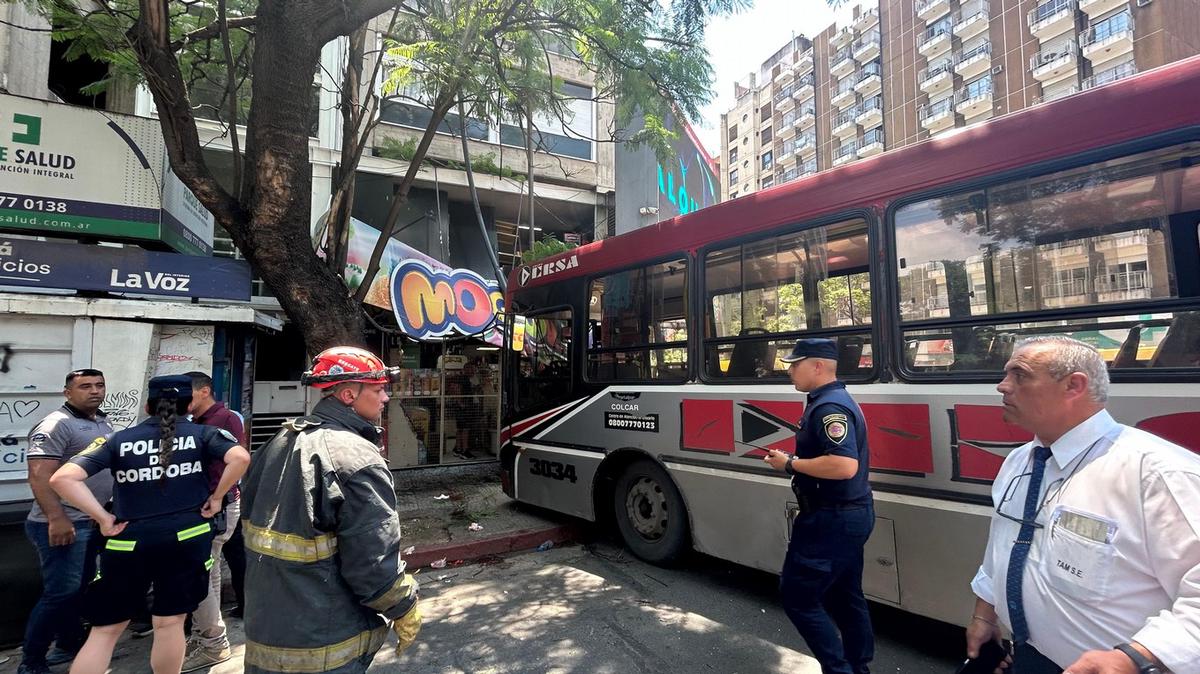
{"left": 1044, "top": 515, "right": 1116, "bottom": 600}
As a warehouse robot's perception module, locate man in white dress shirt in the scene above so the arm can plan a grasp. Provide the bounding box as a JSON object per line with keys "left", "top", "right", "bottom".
{"left": 965, "top": 335, "right": 1200, "bottom": 674}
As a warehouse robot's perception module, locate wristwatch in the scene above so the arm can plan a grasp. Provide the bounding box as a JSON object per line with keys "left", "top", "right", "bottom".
{"left": 1113, "top": 643, "right": 1163, "bottom": 674}
{"left": 783, "top": 454, "right": 798, "bottom": 476}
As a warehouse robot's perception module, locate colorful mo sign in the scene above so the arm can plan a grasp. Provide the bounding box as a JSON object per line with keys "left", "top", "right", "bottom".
{"left": 390, "top": 259, "right": 504, "bottom": 339}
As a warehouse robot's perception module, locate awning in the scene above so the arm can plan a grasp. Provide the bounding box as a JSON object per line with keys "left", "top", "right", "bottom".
{"left": 0, "top": 292, "right": 284, "bottom": 331}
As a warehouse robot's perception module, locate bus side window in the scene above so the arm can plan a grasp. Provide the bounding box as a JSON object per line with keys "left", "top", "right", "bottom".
{"left": 702, "top": 218, "right": 874, "bottom": 381}
{"left": 893, "top": 142, "right": 1200, "bottom": 374}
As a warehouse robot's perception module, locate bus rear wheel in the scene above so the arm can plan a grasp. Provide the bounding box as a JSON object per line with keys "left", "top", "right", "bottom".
{"left": 612, "top": 459, "right": 689, "bottom": 565}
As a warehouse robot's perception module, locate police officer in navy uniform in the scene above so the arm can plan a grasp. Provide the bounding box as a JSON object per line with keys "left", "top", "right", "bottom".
{"left": 49, "top": 375, "right": 251, "bottom": 674}
{"left": 765, "top": 338, "right": 875, "bottom": 674}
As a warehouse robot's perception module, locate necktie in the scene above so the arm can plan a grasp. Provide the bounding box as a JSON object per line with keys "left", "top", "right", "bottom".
{"left": 1005, "top": 445, "right": 1053, "bottom": 645}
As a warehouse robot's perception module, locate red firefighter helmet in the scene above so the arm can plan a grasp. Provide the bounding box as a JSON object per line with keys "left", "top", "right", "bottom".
{"left": 301, "top": 347, "right": 394, "bottom": 389}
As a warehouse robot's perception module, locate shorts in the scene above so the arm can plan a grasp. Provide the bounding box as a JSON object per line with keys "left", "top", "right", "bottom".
{"left": 85, "top": 518, "right": 215, "bottom": 625}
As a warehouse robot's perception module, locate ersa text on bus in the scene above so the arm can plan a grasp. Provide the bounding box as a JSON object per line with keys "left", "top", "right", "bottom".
{"left": 518, "top": 254, "right": 579, "bottom": 286}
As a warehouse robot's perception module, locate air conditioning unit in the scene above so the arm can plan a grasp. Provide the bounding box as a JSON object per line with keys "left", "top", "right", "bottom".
{"left": 991, "top": 64, "right": 1005, "bottom": 74}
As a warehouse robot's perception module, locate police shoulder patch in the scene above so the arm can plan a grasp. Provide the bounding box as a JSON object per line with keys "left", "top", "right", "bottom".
{"left": 821, "top": 413, "right": 848, "bottom": 425}
{"left": 823, "top": 419, "right": 848, "bottom": 444}
{"left": 79, "top": 436, "right": 106, "bottom": 455}
{"left": 218, "top": 428, "right": 238, "bottom": 443}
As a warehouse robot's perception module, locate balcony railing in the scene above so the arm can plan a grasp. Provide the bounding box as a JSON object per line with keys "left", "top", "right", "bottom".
{"left": 835, "top": 108, "right": 859, "bottom": 127}
{"left": 835, "top": 141, "right": 860, "bottom": 161}
{"left": 1028, "top": 0, "right": 1077, "bottom": 29}
{"left": 1031, "top": 40, "right": 1077, "bottom": 69}
{"left": 859, "top": 61, "right": 883, "bottom": 79}
{"left": 1082, "top": 11, "right": 1132, "bottom": 46}
{"left": 833, "top": 46, "right": 854, "bottom": 63}
{"left": 863, "top": 129, "right": 885, "bottom": 145}
{"left": 859, "top": 96, "right": 883, "bottom": 114}
{"left": 957, "top": 78, "right": 994, "bottom": 102}
{"left": 1095, "top": 270, "right": 1149, "bottom": 293}
{"left": 774, "top": 84, "right": 795, "bottom": 102}
{"left": 800, "top": 158, "right": 818, "bottom": 175}
{"left": 919, "top": 24, "right": 952, "bottom": 52}
{"left": 954, "top": 8, "right": 990, "bottom": 29}
{"left": 919, "top": 97, "right": 955, "bottom": 120}
{"left": 956, "top": 42, "right": 992, "bottom": 65}
{"left": 1041, "top": 83, "right": 1081, "bottom": 102}
{"left": 853, "top": 30, "right": 881, "bottom": 52}
{"left": 1083, "top": 61, "right": 1137, "bottom": 88}
{"left": 920, "top": 59, "right": 956, "bottom": 83}
{"left": 1041, "top": 277, "right": 1088, "bottom": 298}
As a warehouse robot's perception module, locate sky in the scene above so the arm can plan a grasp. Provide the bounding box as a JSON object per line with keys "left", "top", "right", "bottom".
{"left": 694, "top": 0, "right": 857, "bottom": 157}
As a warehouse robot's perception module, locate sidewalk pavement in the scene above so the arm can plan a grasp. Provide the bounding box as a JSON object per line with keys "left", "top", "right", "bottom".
{"left": 0, "top": 461, "right": 582, "bottom": 673}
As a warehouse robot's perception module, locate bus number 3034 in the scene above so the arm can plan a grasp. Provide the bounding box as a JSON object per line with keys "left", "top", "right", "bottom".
{"left": 528, "top": 458, "right": 578, "bottom": 483}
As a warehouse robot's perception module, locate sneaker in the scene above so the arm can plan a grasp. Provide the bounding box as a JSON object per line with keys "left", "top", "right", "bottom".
{"left": 129, "top": 621, "right": 154, "bottom": 638}
{"left": 17, "top": 661, "right": 53, "bottom": 674}
{"left": 44, "top": 647, "right": 77, "bottom": 666}
{"left": 181, "top": 646, "right": 232, "bottom": 672}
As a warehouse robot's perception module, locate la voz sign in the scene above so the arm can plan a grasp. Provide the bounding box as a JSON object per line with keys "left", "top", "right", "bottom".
{"left": 0, "top": 238, "right": 251, "bottom": 301}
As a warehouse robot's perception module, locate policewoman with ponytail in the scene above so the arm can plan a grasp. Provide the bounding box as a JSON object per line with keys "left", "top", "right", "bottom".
{"left": 49, "top": 375, "right": 251, "bottom": 674}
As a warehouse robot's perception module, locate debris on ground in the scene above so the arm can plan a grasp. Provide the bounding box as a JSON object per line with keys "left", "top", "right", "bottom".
{"left": 403, "top": 545, "right": 416, "bottom": 555}
{"left": 536, "top": 540, "right": 555, "bottom": 552}
{"left": 430, "top": 558, "right": 448, "bottom": 569}
{"left": 434, "top": 494, "right": 450, "bottom": 500}
{"left": 468, "top": 522, "right": 483, "bottom": 531}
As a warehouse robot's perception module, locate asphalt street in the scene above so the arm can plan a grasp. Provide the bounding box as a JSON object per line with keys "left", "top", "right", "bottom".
{"left": 373, "top": 541, "right": 966, "bottom": 674}
{"left": 0, "top": 538, "right": 968, "bottom": 673}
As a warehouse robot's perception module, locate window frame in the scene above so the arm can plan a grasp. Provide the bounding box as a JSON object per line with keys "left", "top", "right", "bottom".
{"left": 696, "top": 208, "right": 882, "bottom": 385}
{"left": 883, "top": 127, "right": 1200, "bottom": 383}
{"left": 582, "top": 254, "right": 694, "bottom": 385}
{"left": 509, "top": 304, "right": 576, "bottom": 396}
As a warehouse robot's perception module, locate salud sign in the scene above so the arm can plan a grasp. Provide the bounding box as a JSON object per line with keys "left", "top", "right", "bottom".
{"left": 0, "top": 94, "right": 214, "bottom": 255}
{"left": 0, "top": 238, "right": 251, "bottom": 301}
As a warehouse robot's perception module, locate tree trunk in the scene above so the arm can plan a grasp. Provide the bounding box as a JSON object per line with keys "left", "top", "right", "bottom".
{"left": 232, "top": 2, "right": 365, "bottom": 351}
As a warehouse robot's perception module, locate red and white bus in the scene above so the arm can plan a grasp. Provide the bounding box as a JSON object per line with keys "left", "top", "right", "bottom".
{"left": 499, "top": 56, "right": 1200, "bottom": 626}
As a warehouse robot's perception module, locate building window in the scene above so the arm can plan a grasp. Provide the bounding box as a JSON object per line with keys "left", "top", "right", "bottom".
{"left": 729, "top": 169, "right": 739, "bottom": 184}
{"left": 762, "top": 151, "right": 774, "bottom": 169}
{"left": 761, "top": 127, "right": 773, "bottom": 144}
{"left": 729, "top": 147, "right": 739, "bottom": 164}
{"left": 762, "top": 176, "right": 775, "bottom": 189}
{"left": 498, "top": 81, "right": 594, "bottom": 160}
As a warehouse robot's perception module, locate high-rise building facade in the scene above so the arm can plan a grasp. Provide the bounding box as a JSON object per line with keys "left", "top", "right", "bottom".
{"left": 720, "top": 0, "right": 1200, "bottom": 199}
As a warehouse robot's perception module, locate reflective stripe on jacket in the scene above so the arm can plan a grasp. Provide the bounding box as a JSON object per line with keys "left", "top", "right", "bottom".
{"left": 241, "top": 398, "right": 417, "bottom": 674}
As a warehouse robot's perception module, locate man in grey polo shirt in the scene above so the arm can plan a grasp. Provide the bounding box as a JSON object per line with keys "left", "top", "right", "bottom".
{"left": 18, "top": 368, "right": 113, "bottom": 674}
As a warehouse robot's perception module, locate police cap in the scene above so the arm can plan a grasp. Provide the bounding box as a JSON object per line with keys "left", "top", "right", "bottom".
{"left": 148, "top": 374, "right": 193, "bottom": 399}
{"left": 780, "top": 338, "right": 838, "bottom": 362}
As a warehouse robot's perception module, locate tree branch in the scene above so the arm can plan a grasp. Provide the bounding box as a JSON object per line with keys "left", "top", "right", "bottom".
{"left": 170, "top": 15, "right": 257, "bottom": 50}
{"left": 128, "top": 0, "right": 243, "bottom": 228}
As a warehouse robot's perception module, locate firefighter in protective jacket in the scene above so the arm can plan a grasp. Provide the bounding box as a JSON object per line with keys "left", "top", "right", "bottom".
{"left": 241, "top": 347, "right": 421, "bottom": 673}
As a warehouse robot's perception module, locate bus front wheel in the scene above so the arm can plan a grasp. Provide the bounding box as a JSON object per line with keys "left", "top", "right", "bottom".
{"left": 612, "top": 459, "right": 690, "bottom": 565}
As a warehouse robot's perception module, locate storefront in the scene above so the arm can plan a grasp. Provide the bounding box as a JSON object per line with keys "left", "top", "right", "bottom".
{"left": 319, "top": 215, "right": 504, "bottom": 469}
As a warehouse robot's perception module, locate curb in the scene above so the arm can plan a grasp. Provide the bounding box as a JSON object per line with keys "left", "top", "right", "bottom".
{"left": 405, "top": 524, "right": 580, "bottom": 569}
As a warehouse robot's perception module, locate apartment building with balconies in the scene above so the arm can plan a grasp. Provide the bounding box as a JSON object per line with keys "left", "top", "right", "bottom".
{"left": 718, "top": 0, "right": 1198, "bottom": 198}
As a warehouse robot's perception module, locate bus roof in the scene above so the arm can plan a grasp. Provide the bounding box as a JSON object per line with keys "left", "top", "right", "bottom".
{"left": 509, "top": 55, "right": 1200, "bottom": 294}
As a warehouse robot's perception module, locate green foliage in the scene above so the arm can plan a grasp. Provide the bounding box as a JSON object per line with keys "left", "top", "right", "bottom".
{"left": 25, "top": 0, "right": 257, "bottom": 120}
{"left": 377, "top": 136, "right": 419, "bottom": 161}
{"left": 520, "top": 235, "right": 578, "bottom": 264}
{"left": 382, "top": 0, "right": 744, "bottom": 166}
